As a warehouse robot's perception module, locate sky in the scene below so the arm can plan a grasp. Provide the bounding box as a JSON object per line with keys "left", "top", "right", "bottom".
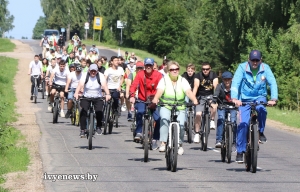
{"left": 6, "top": 0, "right": 44, "bottom": 39}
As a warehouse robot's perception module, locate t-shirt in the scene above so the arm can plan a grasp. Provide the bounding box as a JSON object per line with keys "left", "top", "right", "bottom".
{"left": 157, "top": 76, "right": 191, "bottom": 93}
{"left": 127, "top": 64, "right": 136, "bottom": 74}
{"left": 29, "top": 60, "right": 43, "bottom": 76}
{"left": 104, "top": 67, "right": 124, "bottom": 89}
{"left": 251, "top": 68, "right": 259, "bottom": 82}
{"left": 81, "top": 73, "right": 105, "bottom": 98}
{"left": 194, "top": 71, "right": 218, "bottom": 96}
{"left": 69, "top": 71, "right": 82, "bottom": 89}
{"left": 53, "top": 67, "right": 70, "bottom": 86}
{"left": 47, "top": 64, "right": 58, "bottom": 76}
{"left": 75, "top": 52, "right": 86, "bottom": 60}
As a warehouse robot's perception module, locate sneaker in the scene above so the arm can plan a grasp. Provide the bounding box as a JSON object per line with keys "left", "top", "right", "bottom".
{"left": 80, "top": 130, "right": 86, "bottom": 138}
{"left": 232, "top": 143, "right": 237, "bottom": 153}
{"left": 45, "top": 91, "right": 48, "bottom": 96}
{"left": 178, "top": 146, "right": 184, "bottom": 155}
{"left": 121, "top": 104, "right": 126, "bottom": 112}
{"left": 30, "top": 95, "right": 33, "bottom": 100}
{"left": 134, "top": 132, "right": 142, "bottom": 140}
{"left": 236, "top": 153, "right": 243, "bottom": 163}
{"left": 215, "top": 141, "right": 222, "bottom": 148}
{"left": 151, "top": 140, "right": 158, "bottom": 150}
{"left": 60, "top": 110, "right": 65, "bottom": 118}
{"left": 259, "top": 132, "right": 267, "bottom": 143}
{"left": 127, "top": 112, "right": 133, "bottom": 121}
{"left": 193, "top": 133, "right": 200, "bottom": 143}
{"left": 48, "top": 105, "right": 52, "bottom": 112}
{"left": 96, "top": 128, "right": 102, "bottom": 135}
{"left": 65, "top": 110, "right": 71, "bottom": 118}
{"left": 159, "top": 144, "right": 166, "bottom": 152}
{"left": 210, "top": 120, "right": 216, "bottom": 130}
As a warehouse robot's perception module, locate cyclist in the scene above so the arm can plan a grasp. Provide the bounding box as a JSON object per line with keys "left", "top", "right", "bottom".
{"left": 81, "top": 58, "right": 88, "bottom": 72}
{"left": 65, "top": 52, "right": 75, "bottom": 66}
{"left": 89, "top": 44, "right": 99, "bottom": 55}
{"left": 74, "top": 64, "right": 111, "bottom": 137}
{"left": 40, "top": 36, "right": 49, "bottom": 58}
{"left": 124, "top": 51, "right": 130, "bottom": 62}
{"left": 65, "top": 65, "right": 83, "bottom": 118}
{"left": 45, "top": 58, "right": 58, "bottom": 98}
{"left": 231, "top": 50, "right": 278, "bottom": 162}
{"left": 213, "top": 71, "right": 237, "bottom": 148}
{"left": 193, "top": 62, "right": 218, "bottom": 143}
{"left": 129, "top": 58, "right": 162, "bottom": 149}
{"left": 75, "top": 48, "right": 85, "bottom": 60}
{"left": 66, "top": 40, "right": 75, "bottom": 54}
{"left": 49, "top": 60, "right": 70, "bottom": 117}
{"left": 42, "top": 58, "right": 49, "bottom": 95}
{"left": 97, "top": 59, "right": 106, "bottom": 74}
{"left": 57, "top": 35, "right": 65, "bottom": 53}
{"left": 152, "top": 61, "right": 198, "bottom": 155}
{"left": 71, "top": 33, "right": 80, "bottom": 46}
{"left": 28, "top": 55, "right": 43, "bottom": 100}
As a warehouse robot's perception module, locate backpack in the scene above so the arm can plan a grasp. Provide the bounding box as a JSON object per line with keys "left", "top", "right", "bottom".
{"left": 84, "top": 72, "right": 101, "bottom": 85}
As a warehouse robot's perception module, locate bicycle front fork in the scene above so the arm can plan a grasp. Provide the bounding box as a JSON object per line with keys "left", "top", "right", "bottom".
{"left": 168, "top": 122, "right": 180, "bottom": 147}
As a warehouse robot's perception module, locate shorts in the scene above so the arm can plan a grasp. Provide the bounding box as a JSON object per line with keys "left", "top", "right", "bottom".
{"left": 195, "top": 95, "right": 213, "bottom": 112}
{"left": 52, "top": 83, "right": 65, "bottom": 93}
{"left": 68, "top": 88, "right": 76, "bottom": 99}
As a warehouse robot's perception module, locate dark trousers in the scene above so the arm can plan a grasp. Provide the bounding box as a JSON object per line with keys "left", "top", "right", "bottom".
{"left": 30, "top": 75, "right": 41, "bottom": 95}
{"left": 80, "top": 98, "right": 104, "bottom": 130}
{"left": 109, "top": 89, "right": 120, "bottom": 111}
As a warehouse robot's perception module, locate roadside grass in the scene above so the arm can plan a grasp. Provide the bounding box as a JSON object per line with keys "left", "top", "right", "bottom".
{"left": 0, "top": 39, "right": 15, "bottom": 52}
{"left": 0, "top": 54, "right": 30, "bottom": 189}
{"left": 267, "top": 107, "right": 300, "bottom": 128}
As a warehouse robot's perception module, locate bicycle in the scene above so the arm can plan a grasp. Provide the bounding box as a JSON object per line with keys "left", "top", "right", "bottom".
{"left": 242, "top": 101, "right": 268, "bottom": 173}
{"left": 80, "top": 97, "right": 103, "bottom": 150}
{"left": 70, "top": 99, "right": 80, "bottom": 126}
{"left": 130, "top": 108, "right": 137, "bottom": 140}
{"left": 215, "top": 99, "right": 237, "bottom": 163}
{"left": 32, "top": 75, "right": 40, "bottom": 104}
{"left": 184, "top": 103, "right": 194, "bottom": 144}
{"left": 159, "top": 102, "right": 185, "bottom": 172}
{"left": 103, "top": 90, "right": 119, "bottom": 134}
{"left": 198, "top": 95, "right": 213, "bottom": 151}
{"left": 39, "top": 74, "right": 46, "bottom": 99}
{"left": 52, "top": 88, "right": 61, "bottom": 123}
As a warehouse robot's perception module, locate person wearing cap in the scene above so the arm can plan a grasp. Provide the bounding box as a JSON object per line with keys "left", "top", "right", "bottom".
{"left": 72, "top": 33, "right": 80, "bottom": 46}
{"left": 231, "top": 50, "right": 278, "bottom": 163}
{"left": 64, "top": 64, "right": 83, "bottom": 118}
{"left": 74, "top": 64, "right": 111, "bottom": 137}
{"left": 212, "top": 71, "right": 237, "bottom": 148}
{"left": 126, "top": 58, "right": 136, "bottom": 75}
{"left": 89, "top": 44, "right": 99, "bottom": 55}
{"left": 76, "top": 48, "right": 85, "bottom": 60}
{"left": 129, "top": 58, "right": 162, "bottom": 148}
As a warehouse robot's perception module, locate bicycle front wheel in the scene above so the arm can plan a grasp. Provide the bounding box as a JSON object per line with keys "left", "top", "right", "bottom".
{"left": 103, "top": 102, "right": 110, "bottom": 135}
{"left": 88, "top": 113, "right": 94, "bottom": 150}
{"left": 170, "top": 124, "right": 178, "bottom": 172}
{"left": 251, "top": 124, "right": 258, "bottom": 173}
{"left": 187, "top": 114, "right": 193, "bottom": 144}
{"left": 143, "top": 119, "right": 149, "bottom": 162}
{"left": 53, "top": 100, "right": 59, "bottom": 123}
{"left": 226, "top": 124, "right": 233, "bottom": 163}
{"left": 201, "top": 114, "right": 209, "bottom": 151}
{"left": 34, "top": 86, "right": 38, "bottom": 104}
{"left": 42, "top": 81, "right": 45, "bottom": 99}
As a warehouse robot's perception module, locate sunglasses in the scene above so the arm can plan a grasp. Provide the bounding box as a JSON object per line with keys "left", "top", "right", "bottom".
{"left": 251, "top": 59, "right": 260, "bottom": 62}
{"left": 202, "top": 68, "right": 210, "bottom": 71}
{"left": 90, "top": 70, "right": 97, "bottom": 72}
{"left": 169, "top": 68, "right": 179, "bottom": 72}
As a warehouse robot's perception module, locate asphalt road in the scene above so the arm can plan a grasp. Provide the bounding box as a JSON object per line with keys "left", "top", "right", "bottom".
{"left": 23, "top": 40, "right": 300, "bottom": 192}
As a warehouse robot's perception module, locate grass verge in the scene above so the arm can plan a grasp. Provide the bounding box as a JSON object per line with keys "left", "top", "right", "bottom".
{"left": 267, "top": 107, "right": 300, "bottom": 128}
{"left": 0, "top": 55, "right": 30, "bottom": 190}
{"left": 0, "top": 39, "right": 15, "bottom": 52}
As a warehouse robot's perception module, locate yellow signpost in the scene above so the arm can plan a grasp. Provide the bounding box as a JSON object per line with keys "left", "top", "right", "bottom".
{"left": 93, "top": 17, "right": 103, "bottom": 42}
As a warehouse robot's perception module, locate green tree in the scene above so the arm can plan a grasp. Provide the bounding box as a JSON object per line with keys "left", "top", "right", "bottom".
{"left": 32, "top": 16, "right": 47, "bottom": 39}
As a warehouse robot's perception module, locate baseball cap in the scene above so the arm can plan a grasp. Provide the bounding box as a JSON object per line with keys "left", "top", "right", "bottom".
{"left": 89, "top": 64, "right": 98, "bottom": 71}
{"left": 76, "top": 65, "right": 82, "bottom": 71}
{"left": 249, "top": 50, "right": 262, "bottom": 60}
{"left": 221, "top": 71, "right": 233, "bottom": 79}
{"left": 92, "top": 44, "right": 96, "bottom": 47}
{"left": 129, "top": 58, "right": 135, "bottom": 63}
{"left": 144, "top": 58, "right": 154, "bottom": 65}
{"left": 136, "top": 61, "right": 144, "bottom": 68}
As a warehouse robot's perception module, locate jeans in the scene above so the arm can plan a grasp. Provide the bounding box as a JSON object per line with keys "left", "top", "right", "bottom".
{"left": 216, "top": 109, "right": 237, "bottom": 143}
{"left": 135, "top": 102, "right": 160, "bottom": 140}
{"left": 237, "top": 97, "right": 267, "bottom": 153}
{"left": 109, "top": 89, "right": 120, "bottom": 112}
{"left": 30, "top": 75, "right": 41, "bottom": 95}
{"left": 159, "top": 106, "right": 185, "bottom": 144}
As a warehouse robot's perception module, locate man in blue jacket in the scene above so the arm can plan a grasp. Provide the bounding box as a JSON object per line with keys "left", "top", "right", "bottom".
{"left": 231, "top": 50, "right": 278, "bottom": 163}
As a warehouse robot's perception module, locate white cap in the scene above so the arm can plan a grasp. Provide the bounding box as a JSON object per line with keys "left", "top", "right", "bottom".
{"left": 129, "top": 58, "right": 135, "bottom": 63}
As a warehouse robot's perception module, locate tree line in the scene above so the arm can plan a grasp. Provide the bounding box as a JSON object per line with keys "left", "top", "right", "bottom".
{"left": 36, "top": 0, "right": 300, "bottom": 110}
{"left": 0, "top": 0, "right": 14, "bottom": 38}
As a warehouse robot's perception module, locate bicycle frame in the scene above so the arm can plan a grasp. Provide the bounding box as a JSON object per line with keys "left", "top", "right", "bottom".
{"left": 167, "top": 105, "right": 180, "bottom": 148}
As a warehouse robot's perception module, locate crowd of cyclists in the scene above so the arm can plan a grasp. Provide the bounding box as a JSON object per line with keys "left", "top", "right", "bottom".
{"left": 29, "top": 35, "right": 278, "bottom": 163}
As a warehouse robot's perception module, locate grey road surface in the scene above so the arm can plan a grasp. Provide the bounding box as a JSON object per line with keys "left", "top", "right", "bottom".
{"left": 23, "top": 40, "right": 300, "bottom": 192}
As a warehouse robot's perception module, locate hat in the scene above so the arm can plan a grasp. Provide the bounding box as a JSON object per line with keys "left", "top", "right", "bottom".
{"left": 69, "top": 64, "right": 75, "bottom": 68}
{"left": 249, "top": 50, "right": 262, "bottom": 60}
{"left": 136, "top": 61, "right": 144, "bottom": 68}
{"left": 129, "top": 58, "right": 135, "bottom": 63}
{"left": 78, "top": 48, "right": 82, "bottom": 51}
{"left": 221, "top": 71, "right": 233, "bottom": 79}
{"left": 144, "top": 58, "right": 154, "bottom": 65}
{"left": 89, "top": 64, "right": 98, "bottom": 71}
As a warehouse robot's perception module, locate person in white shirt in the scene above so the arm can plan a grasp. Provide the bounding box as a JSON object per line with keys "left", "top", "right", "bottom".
{"left": 40, "top": 36, "right": 49, "bottom": 58}
{"left": 64, "top": 65, "right": 83, "bottom": 118}
{"left": 75, "top": 49, "right": 85, "bottom": 60}
{"left": 49, "top": 60, "right": 70, "bottom": 117}
{"left": 28, "top": 55, "right": 43, "bottom": 100}
{"left": 45, "top": 58, "right": 58, "bottom": 96}
{"left": 61, "top": 50, "right": 69, "bottom": 61}
{"left": 74, "top": 64, "right": 111, "bottom": 137}
{"left": 104, "top": 56, "right": 125, "bottom": 113}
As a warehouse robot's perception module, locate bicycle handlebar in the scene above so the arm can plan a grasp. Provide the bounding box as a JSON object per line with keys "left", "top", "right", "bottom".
{"left": 241, "top": 101, "right": 269, "bottom": 106}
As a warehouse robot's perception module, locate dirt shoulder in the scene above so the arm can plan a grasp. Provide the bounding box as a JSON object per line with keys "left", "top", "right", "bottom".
{"left": 0, "top": 40, "right": 44, "bottom": 191}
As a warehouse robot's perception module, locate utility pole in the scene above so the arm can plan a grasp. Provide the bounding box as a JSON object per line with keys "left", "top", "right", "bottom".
{"left": 66, "top": 9, "right": 70, "bottom": 41}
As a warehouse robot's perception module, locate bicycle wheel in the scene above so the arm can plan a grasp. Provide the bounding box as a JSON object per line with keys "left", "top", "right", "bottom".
{"left": 221, "top": 140, "right": 226, "bottom": 162}
{"left": 201, "top": 114, "right": 209, "bottom": 151}
{"left": 71, "top": 106, "right": 76, "bottom": 125}
{"left": 115, "top": 112, "right": 119, "bottom": 128}
{"left": 88, "top": 113, "right": 94, "bottom": 150}
{"left": 108, "top": 109, "right": 114, "bottom": 134}
{"left": 245, "top": 145, "right": 251, "bottom": 172}
{"left": 187, "top": 114, "right": 193, "bottom": 144}
{"left": 53, "top": 100, "right": 59, "bottom": 123}
{"left": 42, "top": 81, "right": 45, "bottom": 99}
{"left": 149, "top": 118, "right": 154, "bottom": 150}
{"left": 34, "top": 86, "right": 37, "bottom": 104}
{"left": 170, "top": 124, "right": 178, "bottom": 172}
{"left": 251, "top": 124, "right": 258, "bottom": 173}
{"left": 226, "top": 124, "right": 233, "bottom": 163}
{"left": 103, "top": 102, "right": 111, "bottom": 134}
{"left": 165, "top": 135, "right": 171, "bottom": 171}
{"left": 75, "top": 106, "right": 80, "bottom": 126}
{"left": 143, "top": 118, "right": 149, "bottom": 162}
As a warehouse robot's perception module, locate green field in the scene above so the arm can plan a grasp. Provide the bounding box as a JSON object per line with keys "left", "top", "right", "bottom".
{"left": 267, "top": 107, "right": 300, "bottom": 128}
{"left": 0, "top": 38, "right": 15, "bottom": 52}
{"left": 0, "top": 40, "right": 30, "bottom": 190}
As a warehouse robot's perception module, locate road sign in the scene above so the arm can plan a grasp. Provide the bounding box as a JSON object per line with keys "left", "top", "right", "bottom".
{"left": 84, "top": 22, "right": 89, "bottom": 29}
{"left": 117, "top": 20, "right": 126, "bottom": 29}
{"left": 61, "top": 28, "right": 65, "bottom": 32}
{"left": 93, "top": 17, "right": 103, "bottom": 30}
